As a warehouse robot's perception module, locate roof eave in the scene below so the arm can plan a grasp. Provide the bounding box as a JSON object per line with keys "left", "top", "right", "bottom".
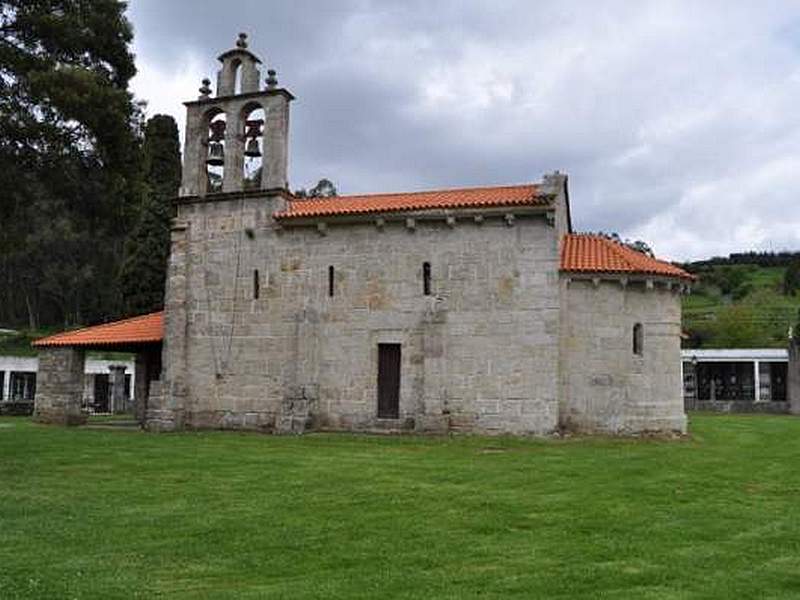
{"left": 274, "top": 202, "right": 554, "bottom": 225}
{"left": 183, "top": 88, "right": 294, "bottom": 107}
{"left": 560, "top": 270, "right": 695, "bottom": 284}
{"left": 32, "top": 338, "right": 163, "bottom": 349}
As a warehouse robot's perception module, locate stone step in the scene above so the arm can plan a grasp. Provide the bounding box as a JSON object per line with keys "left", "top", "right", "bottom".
{"left": 84, "top": 420, "right": 141, "bottom": 430}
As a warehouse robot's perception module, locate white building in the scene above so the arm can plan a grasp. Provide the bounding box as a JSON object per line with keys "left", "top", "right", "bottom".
{"left": 681, "top": 348, "right": 789, "bottom": 411}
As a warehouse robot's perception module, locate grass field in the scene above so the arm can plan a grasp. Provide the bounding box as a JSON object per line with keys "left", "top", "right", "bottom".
{"left": 1, "top": 415, "right": 800, "bottom": 599}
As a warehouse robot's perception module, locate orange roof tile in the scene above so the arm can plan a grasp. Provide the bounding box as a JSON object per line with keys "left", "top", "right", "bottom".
{"left": 560, "top": 234, "right": 694, "bottom": 281}
{"left": 33, "top": 311, "right": 164, "bottom": 348}
{"left": 274, "top": 183, "right": 547, "bottom": 219}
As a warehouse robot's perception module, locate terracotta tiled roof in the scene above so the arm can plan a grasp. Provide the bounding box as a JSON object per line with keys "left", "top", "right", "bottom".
{"left": 560, "top": 234, "right": 694, "bottom": 281}
{"left": 33, "top": 311, "right": 164, "bottom": 348}
{"left": 274, "top": 184, "right": 547, "bottom": 219}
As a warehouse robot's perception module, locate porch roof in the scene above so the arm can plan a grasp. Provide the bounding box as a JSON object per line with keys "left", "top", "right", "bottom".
{"left": 32, "top": 312, "right": 164, "bottom": 349}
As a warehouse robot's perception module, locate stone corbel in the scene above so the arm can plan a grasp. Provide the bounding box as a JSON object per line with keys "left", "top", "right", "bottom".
{"left": 446, "top": 215, "right": 456, "bottom": 228}
{"left": 375, "top": 217, "right": 385, "bottom": 230}
{"left": 316, "top": 221, "right": 327, "bottom": 236}
{"left": 473, "top": 215, "right": 484, "bottom": 225}
{"left": 406, "top": 217, "right": 416, "bottom": 231}
{"left": 545, "top": 212, "right": 555, "bottom": 227}
{"left": 504, "top": 213, "right": 515, "bottom": 227}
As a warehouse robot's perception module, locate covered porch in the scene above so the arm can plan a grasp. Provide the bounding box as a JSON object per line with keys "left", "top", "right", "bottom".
{"left": 32, "top": 312, "right": 163, "bottom": 426}
{"left": 682, "top": 349, "right": 789, "bottom": 413}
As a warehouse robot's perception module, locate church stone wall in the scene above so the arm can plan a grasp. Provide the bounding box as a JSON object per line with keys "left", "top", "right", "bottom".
{"left": 558, "top": 279, "right": 686, "bottom": 434}
{"left": 154, "top": 195, "right": 561, "bottom": 435}
{"left": 148, "top": 37, "right": 689, "bottom": 438}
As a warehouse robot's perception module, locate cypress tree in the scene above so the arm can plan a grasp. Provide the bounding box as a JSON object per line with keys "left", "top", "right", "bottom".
{"left": 120, "top": 115, "right": 181, "bottom": 315}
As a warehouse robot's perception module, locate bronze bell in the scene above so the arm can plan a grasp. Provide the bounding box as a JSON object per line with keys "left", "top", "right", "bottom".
{"left": 244, "top": 138, "right": 262, "bottom": 158}
{"left": 206, "top": 141, "right": 224, "bottom": 166}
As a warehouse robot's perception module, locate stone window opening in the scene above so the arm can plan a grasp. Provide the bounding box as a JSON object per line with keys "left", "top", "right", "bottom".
{"left": 253, "top": 269, "right": 260, "bottom": 300}
{"left": 423, "top": 262, "right": 432, "bottom": 296}
{"left": 205, "top": 110, "right": 226, "bottom": 193}
{"left": 232, "top": 59, "right": 243, "bottom": 95}
{"left": 328, "top": 265, "right": 335, "bottom": 297}
{"left": 633, "top": 323, "right": 644, "bottom": 356}
{"left": 242, "top": 104, "right": 264, "bottom": 190}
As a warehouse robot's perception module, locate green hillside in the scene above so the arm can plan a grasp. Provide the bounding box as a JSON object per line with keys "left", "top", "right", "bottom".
{"left": 683, "top": 264, "right": 800, "bottom": 348}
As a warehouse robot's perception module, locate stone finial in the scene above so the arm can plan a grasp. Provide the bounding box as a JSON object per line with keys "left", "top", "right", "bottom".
{"left": 266, "top": 69, "right": 278, "bottom": 89}
{"left": 237, "top": 33, "right": 248, "bottom": 48}
{"left": 198, "top": 78, "right": 212, "bottom": 99}
{"left": 541, "top": 170, "right": 567, "bottom": 195}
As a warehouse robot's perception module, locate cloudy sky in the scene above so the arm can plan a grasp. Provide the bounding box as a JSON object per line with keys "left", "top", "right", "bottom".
{"left": 128, "top": 1, "right": 800, "bottom": 261}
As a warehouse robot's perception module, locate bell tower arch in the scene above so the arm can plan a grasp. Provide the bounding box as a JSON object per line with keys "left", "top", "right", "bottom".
{"left": 180, "top": 33, "right": 294, "bottom": 197}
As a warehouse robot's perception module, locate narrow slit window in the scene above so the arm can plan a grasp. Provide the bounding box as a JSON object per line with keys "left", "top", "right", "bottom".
{"left": 328, "top": 265, "right": 335, "bottom": 297}
{"left": 633, "top": 323, "right": 643, "bottom": 356}
{"left": 253, "top": 269, "right": 260, "bottom": 300}
{"left": 423, "top": 262, "right": 432, "bottom": 296}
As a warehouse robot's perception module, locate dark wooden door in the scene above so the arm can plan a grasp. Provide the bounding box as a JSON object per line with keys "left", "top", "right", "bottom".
{"left": 377, "top": 344, "right": 401, "bottom": 418}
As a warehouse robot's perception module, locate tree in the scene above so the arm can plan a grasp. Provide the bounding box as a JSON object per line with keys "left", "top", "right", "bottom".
{"left": 711, "top": 304, "right": 767, "bottom": 348}
{"left": 590, "top": 232, "right": 655, "bottom": 257}
{"left": 783, "top": 259, "right": 800, "bottom": 296}
{"left": 294, "top": 178, "right": 337, "bottom": 198}
{"left": 627, "top": 240, "right": 654, "bottom": 258}
{"left": 0, "top": 0, "right": 142, "bottom": 328}
{"left": 702, "top": 265, "right": 753, "bottom": 299}
{"left": 120, "top": 115, "right": 181, "bottom": 315}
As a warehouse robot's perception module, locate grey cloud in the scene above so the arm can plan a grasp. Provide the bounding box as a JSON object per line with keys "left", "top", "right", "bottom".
{"left": 128, "top": 0, "right": 800, "bottom": 261}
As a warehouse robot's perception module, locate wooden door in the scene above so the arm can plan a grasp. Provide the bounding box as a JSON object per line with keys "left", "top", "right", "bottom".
{"left": 377, "top": 344, "right": 401, "bottom": 418}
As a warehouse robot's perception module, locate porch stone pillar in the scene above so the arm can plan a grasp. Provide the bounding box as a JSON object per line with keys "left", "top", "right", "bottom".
{"left": 109, "top": 365, "right": 127, "bottom": 414}
{"left": 33, "top": 347, "right": 87, "bottom": 426}
{"left": 789, "top": 339, "right": 800, "bottom": 415}
{"left": 134, "top": 347, "right": 162, "bottom": 426}
{"left": 134, "top": 353, "right": 148, "bottom": 425}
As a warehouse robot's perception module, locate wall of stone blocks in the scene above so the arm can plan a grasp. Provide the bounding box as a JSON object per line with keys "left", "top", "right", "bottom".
{"left": 559, "top": 279, "right": 687, "bottom": 434}
{"left": 154, "top": 194, "right": 562, "bottom": 435}
{"left": 33, "top": 347, "right": 87, "bottom": 426}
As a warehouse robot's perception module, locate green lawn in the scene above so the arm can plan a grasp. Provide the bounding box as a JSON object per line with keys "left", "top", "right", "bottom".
{"left": 1, "top": 415, "right": 799, "bottom": 599}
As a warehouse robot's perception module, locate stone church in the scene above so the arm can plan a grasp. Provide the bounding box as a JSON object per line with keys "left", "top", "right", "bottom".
{"left": 34, "top": 35, "right": 694, "bottom": 435}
